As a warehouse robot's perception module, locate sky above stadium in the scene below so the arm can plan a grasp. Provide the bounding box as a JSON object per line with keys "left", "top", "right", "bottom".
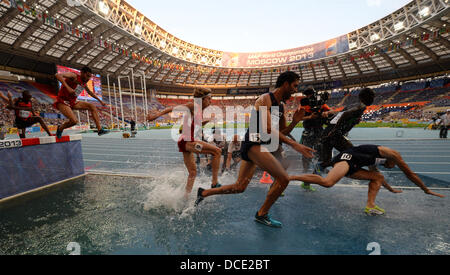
{"left": 128, "top": 0, "right": 412, "bottom": 53}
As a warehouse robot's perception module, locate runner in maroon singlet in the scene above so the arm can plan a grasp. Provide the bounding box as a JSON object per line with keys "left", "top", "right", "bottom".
{"left": 146, "top": 88, "right": 222, "bottom": 197}
{"left": 54, "top": 66, "right": 109, "bottom": 138}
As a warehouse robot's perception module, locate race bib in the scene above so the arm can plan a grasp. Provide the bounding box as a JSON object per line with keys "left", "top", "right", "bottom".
{"left": 341, "top": 153, "right": 352, "bottom": 161}
{"left": 74, "top": 85, "right": 85, "bottom": 97}
{"left": 330, "top": 112, "right": 344, "bottom": 125}
{"left": 19, "top": 110, "right": 31, "bottom": 119}
{"left": 249, "top": 133, "right": 261, "bottom": 143}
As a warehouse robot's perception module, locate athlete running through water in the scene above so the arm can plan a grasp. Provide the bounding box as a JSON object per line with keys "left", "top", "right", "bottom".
{"left": 147, "top": 88, "right": 222, "bottom": 197}
{"left": 54, "top": 66, "right": 109, "bottom": 138}
{"left": 290, "top": 145, "right": 445, "bottom": 215}
{"left": 195, "top": 72, "right": 315, "bottom": 228}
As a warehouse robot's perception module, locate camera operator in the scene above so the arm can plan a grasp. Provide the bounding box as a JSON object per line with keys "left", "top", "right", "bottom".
{"left": 316, "top": 88, "right": 375, "bottom": 173}
{"left": 438, "top": 110, "right": 450, "bottom": 139}
{"left": 299, "top": 88, "right": 336, "bottom": 191}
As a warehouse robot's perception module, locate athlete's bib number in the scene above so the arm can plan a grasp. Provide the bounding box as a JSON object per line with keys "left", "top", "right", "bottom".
{"left": 271, "top": 110, "right": 281, "bottom": 126}
{"left": 249, "top": 133, "right": 261, "bottom": 143}
{"left": 0, "top": 140, "right": 22, "bottom": 149}
{"left": 74, "top": 85, "right": 85, "bottom": 97}
{"left": 341, "top": 153, "right": 352, "bottom": 161}
{"left": 19, "top": 110, "right": 31, "bottom": 119}
{"left": 375, "top": 158, "right": 386, "bottom": 166}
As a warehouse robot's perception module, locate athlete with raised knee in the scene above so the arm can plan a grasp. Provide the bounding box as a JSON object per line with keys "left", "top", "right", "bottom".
{"left": 147, "top": 87, "right": 222, "bottom": 197}
{"left": 7, "top": 91, "right": 52, "bottom": 138}
{"left": 54, "top": 66, "right": 109, "bottom": 138}
{"left": 290, "top": 145, "right": 445, "bottom": 215}
{"left": 195, "top": 72, "right": 315, "bottom": 228}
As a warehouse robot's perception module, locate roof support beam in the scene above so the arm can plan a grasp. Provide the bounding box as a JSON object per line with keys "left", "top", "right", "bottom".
{"left": 12, "top": 1, "right": 66, "bottom": 50}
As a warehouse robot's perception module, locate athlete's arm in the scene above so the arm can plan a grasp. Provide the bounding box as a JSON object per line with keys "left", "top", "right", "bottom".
{"left": 327, "top": 105, "right": 365, "bottom": 137}
{"left": 257, "top": 95, "right": 315, "bottom": 158}
{"left": 281, "top": 106, "right": 305, "bottom": 135}
{"left": 55, "top": 72, "right": 77, "bottom": 94}
{"left": 6, "top": 99, "right": 31, "bottom": 111}
{"left": 379, "top": 146, "right": 445, "bottom": 198}
{"left": 147, "top": 103, "right": 193, "bottom": 122}
{"left": 381, "top": 180, "right": 403, "bottom": 194}
{"left": 0, "top": 91, "right": 8, "bottom": 104}
{"left": 84, "top": 86, "right": 106, "bottom": 106}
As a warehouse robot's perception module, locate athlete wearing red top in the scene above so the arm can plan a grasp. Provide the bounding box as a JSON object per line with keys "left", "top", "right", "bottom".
{"left": 54, "top": 66, "right": 109, "bottom": 138}
{"left": 6, "top": 91, "right": 52, "bottom": 139}
{"left": 147, "top": 87, "right": 222, "bottom": 197}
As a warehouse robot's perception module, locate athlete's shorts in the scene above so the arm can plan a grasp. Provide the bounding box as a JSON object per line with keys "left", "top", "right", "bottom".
{"left": 178, "top": 137, "right": 188, "bottom": 153}
{"left": 240, "top": 140, "right": 259, "bottom": 162}
{"left": 332, "top": 145, "right": 381, "bottom": 176}
{"left": 53, "top": 97, "right": 78, "bottom": 109}
{"left": 14, "top": 118, "right": 35, "bottom": 129}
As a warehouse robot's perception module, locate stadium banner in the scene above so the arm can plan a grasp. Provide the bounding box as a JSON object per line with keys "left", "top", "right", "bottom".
{"left": 221, "top": 35, "right": 350, "bottom": 68}
{"left": 56, "top": 65, "right": 102, "bottom": 102}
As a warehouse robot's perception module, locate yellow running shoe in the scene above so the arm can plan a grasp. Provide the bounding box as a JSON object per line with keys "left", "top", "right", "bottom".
{"left": 365, "top": 205, "right": 386, "bottom": 216}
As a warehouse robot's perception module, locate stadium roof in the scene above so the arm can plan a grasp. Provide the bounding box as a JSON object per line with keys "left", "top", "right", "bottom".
{"left": 0, "top": 0, "right": 449, "bottom": 90}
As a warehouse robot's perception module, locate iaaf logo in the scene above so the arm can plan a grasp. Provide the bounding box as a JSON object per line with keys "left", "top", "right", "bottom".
{"left": 67, "top": 0, "right": 82, "bottom": 7}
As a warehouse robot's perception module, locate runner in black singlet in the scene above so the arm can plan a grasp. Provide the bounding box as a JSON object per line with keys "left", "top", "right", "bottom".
{"left": 291, "top": 145, "right": 445, "bottom": 215}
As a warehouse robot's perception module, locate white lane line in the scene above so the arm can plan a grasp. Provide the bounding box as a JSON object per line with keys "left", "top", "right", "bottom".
{"left": 86, "top": 170, "right": 155, "bottom": 179}
{"left": 84, "top": 171, "right": 450, "bottom": 191}
{"left": 402, "top": 156, "right": 450, "bottom": 158}
{"left": 84, "top": 159, "right": 179, "bottom": 165}
{"left": 82, "top": 148, "right": 178, "bottom": 153}
{"left": 406, "top": 162, "right": 450, "bottom": 165}
{"left": 380, "top": 171, "right": 450, "bottom": 175}
{"left": 83, "top": 153, "right": 182, "bottom": 159}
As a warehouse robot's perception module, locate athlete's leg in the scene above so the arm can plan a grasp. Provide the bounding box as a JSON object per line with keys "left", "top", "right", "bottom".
{"left": 290, "top": 161, "right": 350, "bottom": 188}
{"left": 349, "top": 169, "right": 385, "bottom": 209}
{"left": 185, "top": 141, "right": 221, "bottom": 187}
{"left": 246, "top": 146, "right": 290, "bottom": 217}
{"left": 201, "top": 160, "right": 257, "bottom": 197}
{"left": 182, "top": 151, "right": 197, "bottom": 195}
{"left": 30, "top": 116, "right": 52, "bottom": 136}
{"left": 55, "top": 102, "right": 78, "bottom": 132}
{"left": 73, "top": 102, "right": 101, "bottom": 131}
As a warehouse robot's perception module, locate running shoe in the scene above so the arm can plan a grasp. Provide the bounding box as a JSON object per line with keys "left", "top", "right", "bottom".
{"left": 56, "top": 128, "right": 63, "bottom": 139}
{"left": 301, "top": 183, "right": 317, "bottom": 192}
{"left": 195, "top": 188, "right": 205, "bottom": 207}
{"left": 98, "top": 129, "right": 110, "bottom": 136}
{"left": 211, "top": 183, "right": 222, "bottom": 189}
{"left": 364, "top": 205, "right": 386, "bottom": 216}
{"left": 254, "top": 212, "right": 282, "bottom": 228}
